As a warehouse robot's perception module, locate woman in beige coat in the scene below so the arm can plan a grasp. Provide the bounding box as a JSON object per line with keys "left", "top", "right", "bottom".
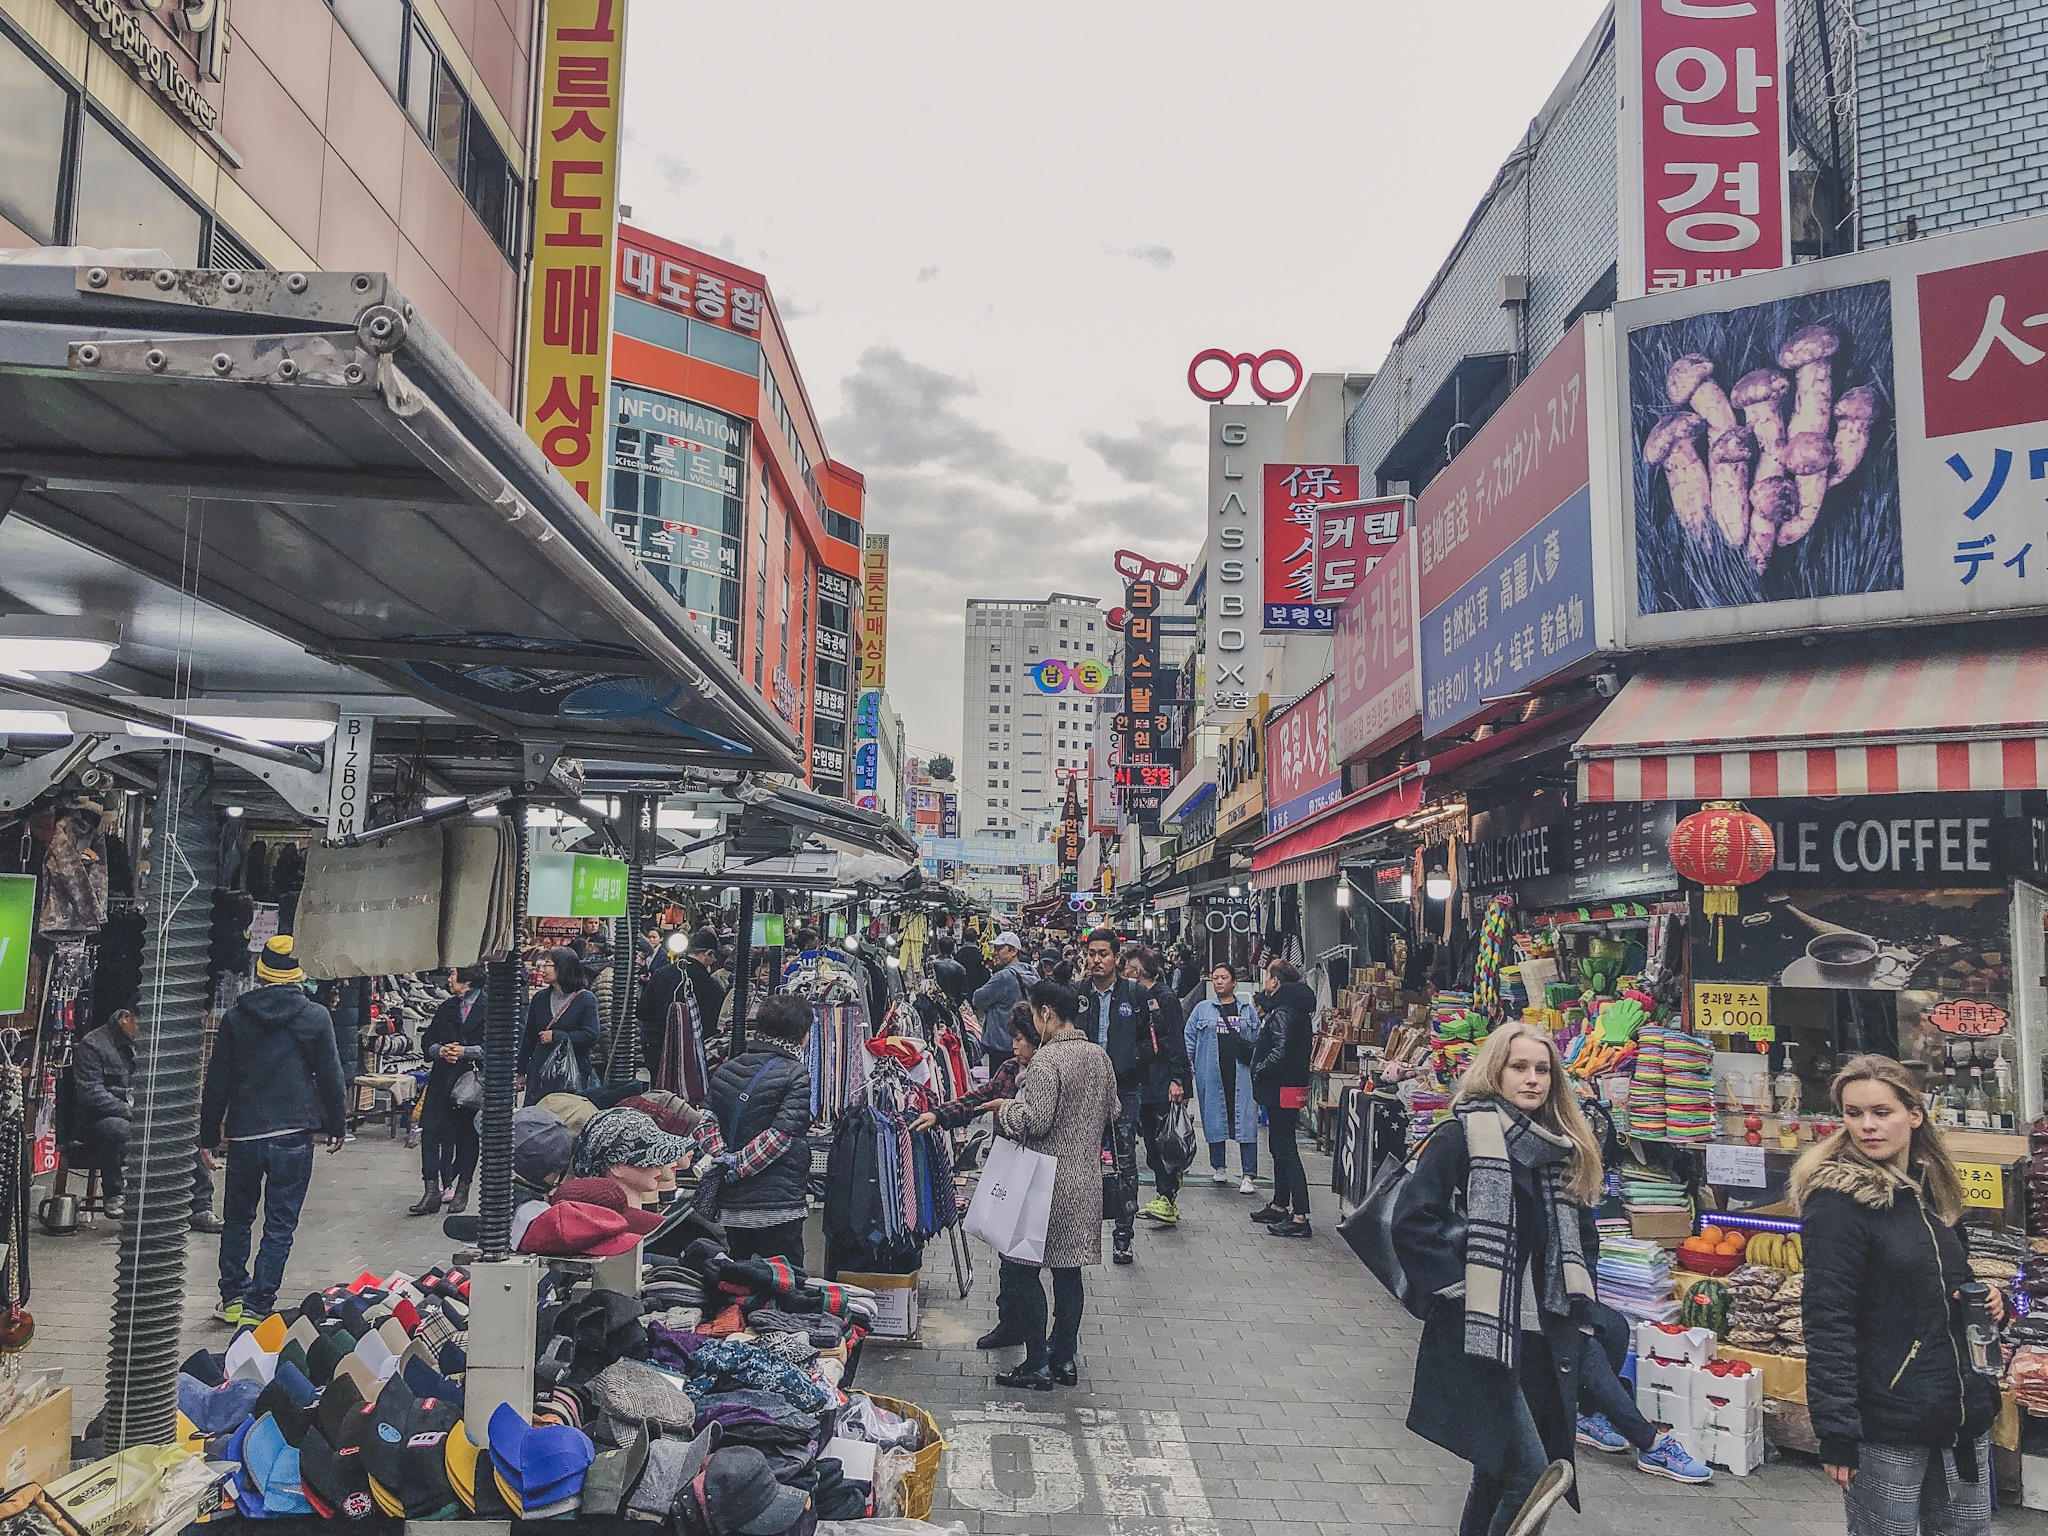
{"left": 990, "top": 979, "right": 1120, "bottom": 1390}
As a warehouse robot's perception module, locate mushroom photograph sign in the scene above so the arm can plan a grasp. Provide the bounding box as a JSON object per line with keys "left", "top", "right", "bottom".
{"left": 1612, "top": 210, "right": 2048, "bottom": 648}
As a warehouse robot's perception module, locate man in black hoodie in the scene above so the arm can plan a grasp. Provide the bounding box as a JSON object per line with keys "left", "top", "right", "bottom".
{"left": 199, "top": 935, "right": 348, "bottom": 1327}
{"left": 1077, "top": 929, "right": 1190, "bottom": 1264}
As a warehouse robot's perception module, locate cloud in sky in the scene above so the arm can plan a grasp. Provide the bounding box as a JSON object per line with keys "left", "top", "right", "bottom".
{"left": 621, "top": 0, "right": 1616, "bottom": 761}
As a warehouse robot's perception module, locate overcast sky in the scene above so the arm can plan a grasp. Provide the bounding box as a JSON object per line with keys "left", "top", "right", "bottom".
{"left": 620, "top": 1, "right": 1613, "bottom": 764}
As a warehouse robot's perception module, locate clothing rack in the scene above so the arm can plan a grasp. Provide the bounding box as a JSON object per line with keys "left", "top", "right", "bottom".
{"left": 806, "top": 999, "right": 871, "bottom": 1124}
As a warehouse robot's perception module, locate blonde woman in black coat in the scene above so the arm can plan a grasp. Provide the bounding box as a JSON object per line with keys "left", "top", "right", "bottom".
{"left": 1391, "top": 1022, "right": 1603, "bottom": 1536}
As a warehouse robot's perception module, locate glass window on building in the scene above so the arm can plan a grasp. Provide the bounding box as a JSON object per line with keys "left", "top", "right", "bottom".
{"left": 688, "top": 323, "right": 760, "bottom": 374}
{"left": 402, "top": 18, "right": 437, "bottom": 136}
{"left": 330, "top": 0, "right": 404, "bottom": 95}
{"left": 0, "top": 29, "right": 67, "bottom": 244}
{"left": 430, "top": 61, "right": 466, "bottom": 182}
{"left": 825, "top": 509, "right": 860, "bottom": 544}
{"left": 73, "top": 114, "right": 202, "bottom": 265}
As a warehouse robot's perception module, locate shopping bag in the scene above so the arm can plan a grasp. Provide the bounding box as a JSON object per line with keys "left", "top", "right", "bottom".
{"left": 529, "top": 1039, "right": 590, "bottom": 1099}
{"left": 1157, "top": 1103, "right": 1197, "bottom": 1179}
{"left": 963, "top": 1138, "right": 1056, "bottom": 1264}
{"left": 1338, "top": 1128, "right": 1459, "bottom": 1321}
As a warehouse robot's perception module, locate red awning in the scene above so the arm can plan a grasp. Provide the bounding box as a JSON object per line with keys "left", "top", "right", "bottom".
{"left": 1576, "top": 645, "right": 2048, "bottom": 802}
{"left": 1250, "top": 769, "right": 1425, "bottom": 880}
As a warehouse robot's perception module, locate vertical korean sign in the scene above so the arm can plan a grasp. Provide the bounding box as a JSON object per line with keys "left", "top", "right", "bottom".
{"left": 852, "top": 534, "right": 888, "bottom": 809}
{"left": 1261, "top": 465, "right": 1361, "bottom": 631}
{"left": 1313, "top": 494, "right": 1406, "bottom": 610}
{"left": 523, "top": 0, "right": 627, "bottom": 509}
{"left": 1331, "top": 528, "right": 1421, "bottom": 764}
{"left": 1116, "top": 580, "right": 1172, "bottom": 824}
{"left": 1618, "top": 0, "right": 1789, "bottom": 300}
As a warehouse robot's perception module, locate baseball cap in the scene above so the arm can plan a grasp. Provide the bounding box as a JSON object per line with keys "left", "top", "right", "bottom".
{"left": 518, "top": 1201, "right": 648, "bottom": 1258}
{"left": 224, "top": 1329, "right": 275, "bottom": 1385}
{"left": 513, "top": 1107, "right": 575, "bottom": 1189}
{"left": 992, "top": 930, "right": 1023, "bottom": 950}
{"left": 700, "top": 1445, "right": 809, "bottom": 1535}
{"left": 250, "top": 1312, "right": 289, "bottom": 1352}
{"left": 175, "top": 1373, "right": 262, "bottom": 1436}
{"left": 298, "top": 1424, "right": 375, "bottom": 1521}
{"left": 402, "top": 1355, "right": 462, "bottom": 1406}
{"left": 243, "top": 1412, "right": 313, "bottom": 1516}
{"left": 359, "top": 1375, "right": 419, "bottom": 1497}
{"left": 487, "top": 1401, "right": 595, "bottom": 1506}
{"left": 381, "top": 1390, "right": 461, "bottom": 1519}
{"left": 314, "top": 1374, "right": 369, "bottom": 1450}
{"left": 180, "top": 1349, "right": 225, "bottom": 1388}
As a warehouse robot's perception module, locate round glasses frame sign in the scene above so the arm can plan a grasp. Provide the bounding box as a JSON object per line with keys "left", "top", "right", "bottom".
{"left": 1204, "top": 909, "right": 1257, "bottom": 934}
{"left": 1187, "top": 349, "right": 1305, "bottom": 404}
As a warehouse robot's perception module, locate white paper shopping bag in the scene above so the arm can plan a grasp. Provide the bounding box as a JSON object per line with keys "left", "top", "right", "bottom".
{"left": 963, "top": 1137, "right": 1056, "bottom": 1262}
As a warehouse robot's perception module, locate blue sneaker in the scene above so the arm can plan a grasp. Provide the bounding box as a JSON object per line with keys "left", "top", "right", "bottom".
{"left": 1575, "top": 1414, "right": 1631, "bottom": 1454}
{"left": 1636, "top": 1433, "right": 1713, "bottom": 1484}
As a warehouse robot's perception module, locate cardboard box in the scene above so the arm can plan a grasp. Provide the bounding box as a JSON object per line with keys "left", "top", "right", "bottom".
{"left": 1696, "top": 1366, "right": 1764, "bottom": 1412}
{"left": 1702, "top": 1425, "right": 1764, "bottom": 1476}
{"left": 1697, "top": 1398, "right": 1764, "bottom": 1439}
{"left": 1628, "top": 1209, "right": 1694, "bottom": 1243}
{"left": 1714, "top": 1345, "right": 1808, "bottom": 1404}
{"left": 1636, "top": 1322, "right": 1715, "bottom": 1368}
{"left": 840, "top": 1271, "right": 919, "bottom": 1340}
{"left": 1636, "top": 1356, "right": 1702, "bottom": 1407}
{"left": 0, "top": 1388, "right": 71, "bottom": 1492}
{"left": 2026, "top": 1453, "right": 2048, "bottom": 1513}
{"left": 1638, "top": 1384, "right": 1699, "bottom": 1429}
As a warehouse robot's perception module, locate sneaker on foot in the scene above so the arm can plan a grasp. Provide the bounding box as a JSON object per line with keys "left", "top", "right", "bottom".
{"left": 1270, "top": 1217, "right": 1312, "bottom": 1239}
{"left": 1636, "top": 1434, "right": 1712, "bottom": 1484}
{"left": 211, "top": 1300, "right": 243, "bottom": 1327}
{"left": 1140, "top": 1196, "right": 1178, "bottom": 1224}
{"left": 189, "top": 1210, "right": 224, "bottom": 1234}
{"left": 1112, "top": 1240, "right": 1134, "bottom": 1265}
{"left": 1575, "top": 1414, "right": 1632, "bottom": 1454}
{"left": 101, "top": 1197, "right": 125, "bottom": 1220}
{"left": 1210, "top": 1169, "right": 1230, "bottom": 1185}
{"left": 1238, "top": 1175, "right": 1258, "bottom": 1195}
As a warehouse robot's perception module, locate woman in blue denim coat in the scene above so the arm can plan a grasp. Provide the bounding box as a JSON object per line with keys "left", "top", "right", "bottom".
{"left": 1183, "top": 963, "right": 1259, "bottom": 1193}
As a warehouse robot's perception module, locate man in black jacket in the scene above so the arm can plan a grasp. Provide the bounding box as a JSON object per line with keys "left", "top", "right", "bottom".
{"left": 1077, "top": 929, "right": 1190, "bottom": 1264}
{"left": 71, "top": 1004, "right": 137, "bottom": 1219}
{"left": 199, "top": 936, "right": 348, "bottom": 1327}
{"left": 928, "top": 936, "right": 969, "bottom": 1009}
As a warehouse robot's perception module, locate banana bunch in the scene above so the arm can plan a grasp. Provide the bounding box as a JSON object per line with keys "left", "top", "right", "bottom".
{"left": 1747, "top": 1231, "right": 1804, "bottom": 1272}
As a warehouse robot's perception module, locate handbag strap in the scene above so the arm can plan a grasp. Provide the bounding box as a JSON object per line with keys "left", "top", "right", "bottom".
{"left": 718, "top": 1056, "right": 780, "bottom": 1147}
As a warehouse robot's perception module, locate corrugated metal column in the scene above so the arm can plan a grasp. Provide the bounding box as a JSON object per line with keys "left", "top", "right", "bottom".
{"left": 477, "top": 797, "right": 528, "bottom": 1261}
{"left": 104, "top": 752, "right": 214, "bottom": 1449}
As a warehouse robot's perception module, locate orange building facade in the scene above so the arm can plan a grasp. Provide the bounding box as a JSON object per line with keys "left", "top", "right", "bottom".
{"left": 607, "top": 225, "right": 863, "bottom": 795}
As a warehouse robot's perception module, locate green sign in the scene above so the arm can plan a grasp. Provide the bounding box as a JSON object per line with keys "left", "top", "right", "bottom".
{"left": 752, "top": 913, "right": 787, "bottom": 948}
{"left": 527, "top": 853, "right": 629, "bottom": 918}
{"left": 828, "top": 912, "right": 847, "bottom": 940}
{"left": 0, "top": 875, "right": 30, "bottom": 1014}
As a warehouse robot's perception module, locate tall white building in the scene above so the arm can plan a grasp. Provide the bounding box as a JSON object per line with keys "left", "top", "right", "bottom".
{"left": 961, "top": 592, "right": 1105, "bottom": 844}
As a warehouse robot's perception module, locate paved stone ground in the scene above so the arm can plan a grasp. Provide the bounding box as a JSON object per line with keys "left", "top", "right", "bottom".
{"left": 18, "top": 1133, "right": 2045, "bottom": 1532}
{"left": 857, "top": 1145, "right": 2046, "bottom": 1536}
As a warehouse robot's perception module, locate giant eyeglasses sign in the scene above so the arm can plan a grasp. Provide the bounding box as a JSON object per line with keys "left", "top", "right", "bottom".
{"left": 1031, "top": 658, "right": 1110, "bottom": 694}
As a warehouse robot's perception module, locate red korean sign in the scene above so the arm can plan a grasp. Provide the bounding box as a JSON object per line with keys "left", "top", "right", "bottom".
{"left": 1331, "top": 527, "right": 1420, "bottom": 764}
{"left": 521, "top": 0, "right": 627, "bottom": 511}
{"left": 1415, "top": 319, "right": 1591, "bottom": 612}
{"left": 1620, "top": 0, "right": 1790, "bottom": 299}
{"left": 1925, "top": 998, "right": 2010, "bottom": 1038}
{"left": 1918, "top": 247, "right": 2048, "bottom": 438}
{"left": 1264, "top": 682, "right": 1341, "bottom": 835}
{"left": 1314, "top": 495, "right": 1406, "bottom": 606}
{"left": 1262, "top": 464, "right": 1360, "bottom": 632}
{"left": 618, "top": 236, "right": 767, "bottom": 339}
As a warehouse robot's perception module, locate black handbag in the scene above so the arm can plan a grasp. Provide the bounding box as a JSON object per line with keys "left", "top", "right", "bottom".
{"left": 1337, "top": 1132, "right": 1461, "bottom": 1321}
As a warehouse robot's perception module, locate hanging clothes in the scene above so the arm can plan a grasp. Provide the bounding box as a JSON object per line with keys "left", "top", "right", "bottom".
{"left": 805, "top": 1000, "right": 872, "bottom": 1124}
{"left": 821, "top": 1060, "right": 957, "bottom": 1272}
{"left": 658, "top": 987, "right": 712, "bottom": 1105}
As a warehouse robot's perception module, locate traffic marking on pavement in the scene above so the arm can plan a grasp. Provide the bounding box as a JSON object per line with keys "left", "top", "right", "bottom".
{"left": 945, "top": 1403, "right": 1218, "bottom": 1533}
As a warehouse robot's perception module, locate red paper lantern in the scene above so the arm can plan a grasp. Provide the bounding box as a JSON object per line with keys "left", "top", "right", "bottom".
{"left": 1669, "top": 801, "right": 1775, "bottom": 959}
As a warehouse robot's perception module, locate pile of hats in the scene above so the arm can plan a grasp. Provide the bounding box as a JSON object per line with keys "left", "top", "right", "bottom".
{"left": 1628, "top": 1025, "right": 1669, "bottom": 1139}
{"left": 1659, "top": 1029, "right": 1716, "bottom": 1144}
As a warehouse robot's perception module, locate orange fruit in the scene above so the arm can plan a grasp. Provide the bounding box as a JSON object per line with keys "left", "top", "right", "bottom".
{"left": 1726, "top": 1230, "right": 1748, "bottom": 1250}
{"left": 1700, "top": 1225, "right": 1725, "bottom": 1244}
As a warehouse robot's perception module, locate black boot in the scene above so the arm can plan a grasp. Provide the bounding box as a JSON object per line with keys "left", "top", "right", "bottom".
{"left": 446, "top": 1176, "right": 471, "bottom": 1214}
{"left": 408, "top": 1182, "right": 443, "bottom": 1216}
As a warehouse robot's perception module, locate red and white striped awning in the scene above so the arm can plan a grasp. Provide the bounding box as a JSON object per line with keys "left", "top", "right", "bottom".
{"left": 1576, "top": 646, "right": 2048, "bottom": 802}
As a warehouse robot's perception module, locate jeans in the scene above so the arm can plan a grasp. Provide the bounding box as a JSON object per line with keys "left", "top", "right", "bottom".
{"left": 1267, "top": 1106, "right": 1310, "bottom": 1217}
{"left": 420, "top": 1121, "right": 479, "bottom": 1190}
{"left": 1844, "top": 1438, "right": 1990, "bottom": 1536}
{"left": 1010, "top": 1263, "right": 1083, "bottom": 1372}
{"left": 1138, "top": 1101, "right": 1181, "bottom": 1203}
{"left": 83, "top": 1121, "right": 212, "bottom": 1214}
{"left": 1112, "top": 1088, "right": 1142, "bottom": 1241}
{"left": 726, "top": 1217, "right": 806, "bottom": 1269}
{"left": 1583, "top": 1303, "right": 1658, "bottom": 1450}
{"left": 218, "top": 1132, "right": 316, "bottom": 1313}
{"left": 1459, "top": 1331, "right": 1554, "bottom": 1536}
{"left": 1208, "top": 1140, "right": 1259, "bottom": 1175}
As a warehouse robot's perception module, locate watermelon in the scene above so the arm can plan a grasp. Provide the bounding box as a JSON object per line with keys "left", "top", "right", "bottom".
{"left": 1681, "top": 1278, "right": 1732, "bottom": 1338}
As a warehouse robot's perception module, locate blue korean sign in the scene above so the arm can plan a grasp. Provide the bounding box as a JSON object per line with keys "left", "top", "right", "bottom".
{"left": 853, "top": 740, "right": 878, "bottom": 791}
{"left": 1421, "top": 483, "right": 1596, "bottom": 737}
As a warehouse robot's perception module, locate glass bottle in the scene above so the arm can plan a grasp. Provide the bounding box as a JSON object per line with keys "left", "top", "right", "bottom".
{"left": 1964, "top": 1067, "right": 1991, "bottom": 1130}
{"left": 1775, "top": 1066, "right": 1802, "bottom": 1117}
{"left": 1940, "top": 1068, "right": 1963, "bottom": 1129}
{"left": 1989, "top": 1055, "right": 2017, "bottom": 1132}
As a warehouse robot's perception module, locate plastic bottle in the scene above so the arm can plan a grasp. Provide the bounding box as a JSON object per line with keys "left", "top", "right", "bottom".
{"left": 1940, "top": 1068, "right": 1963, "bottom": 1129}
{"left": 1965, "top": 1068, "right": 1991, "bottom": 1130}
{"left": 1958, "top": 1282, "right": 2001, "bottom": 1376}
{"left": 1990, "top": 1056, "right": 2016, "bottom": 1132}
{"left": 1775, "top": 1067, "right": 1802, "bottom": 1117}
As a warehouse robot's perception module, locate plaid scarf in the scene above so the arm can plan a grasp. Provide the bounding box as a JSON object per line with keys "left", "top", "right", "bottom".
{"left": 1457, "top": 1099, "right": 1595, "bottom": 1367}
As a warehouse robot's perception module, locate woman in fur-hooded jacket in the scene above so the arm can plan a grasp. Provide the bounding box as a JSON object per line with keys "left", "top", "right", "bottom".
{"left": 1793, "top": 1054, "right": 2001, "bottom": 1535}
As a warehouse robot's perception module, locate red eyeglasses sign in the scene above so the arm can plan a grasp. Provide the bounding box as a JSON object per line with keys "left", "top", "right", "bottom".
{"left": 1188, "top": 349, "right": 1305, "bottom": 404}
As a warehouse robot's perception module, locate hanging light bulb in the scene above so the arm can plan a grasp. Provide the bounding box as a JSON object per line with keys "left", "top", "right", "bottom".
{"left": 1425, "top": 868, "right": 1455, "bottom": 902}
{"left": 1401, "top": 873, "right": 1415, "bottom": 899}
{"left": 1335, "top": 882, "right": 1351, "bottom": 908}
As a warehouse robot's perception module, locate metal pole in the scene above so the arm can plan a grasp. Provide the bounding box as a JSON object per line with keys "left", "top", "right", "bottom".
{"left": 729, "top": 887, "right": 754, "bottom": 1058}
{"left": 605, "top": 794, "right": 646, "bottom": 1087}
{"left": 104, "top": 752, "right": 214, "bottom": 1449}
{"left": 477, "top": 796, "right": 528, "bottom": 1260}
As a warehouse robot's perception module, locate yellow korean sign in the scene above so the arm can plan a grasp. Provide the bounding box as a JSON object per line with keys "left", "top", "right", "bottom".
{"left": 859, "top": 534, "right": 890, "bottom": 690}
{"left": 1693, "top": 982, "right": 1771, "bottom": 1042}
{"left": 522, "top": 0, "right": 627, "bottom": 511}
{"left": 1955, "top": 1159, "right": 2006, "bottom": 1211}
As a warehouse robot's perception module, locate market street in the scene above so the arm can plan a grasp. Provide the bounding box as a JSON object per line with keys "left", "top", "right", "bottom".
{"left": 22, "top": 1133, "right": 1876, "bottom": 1534}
